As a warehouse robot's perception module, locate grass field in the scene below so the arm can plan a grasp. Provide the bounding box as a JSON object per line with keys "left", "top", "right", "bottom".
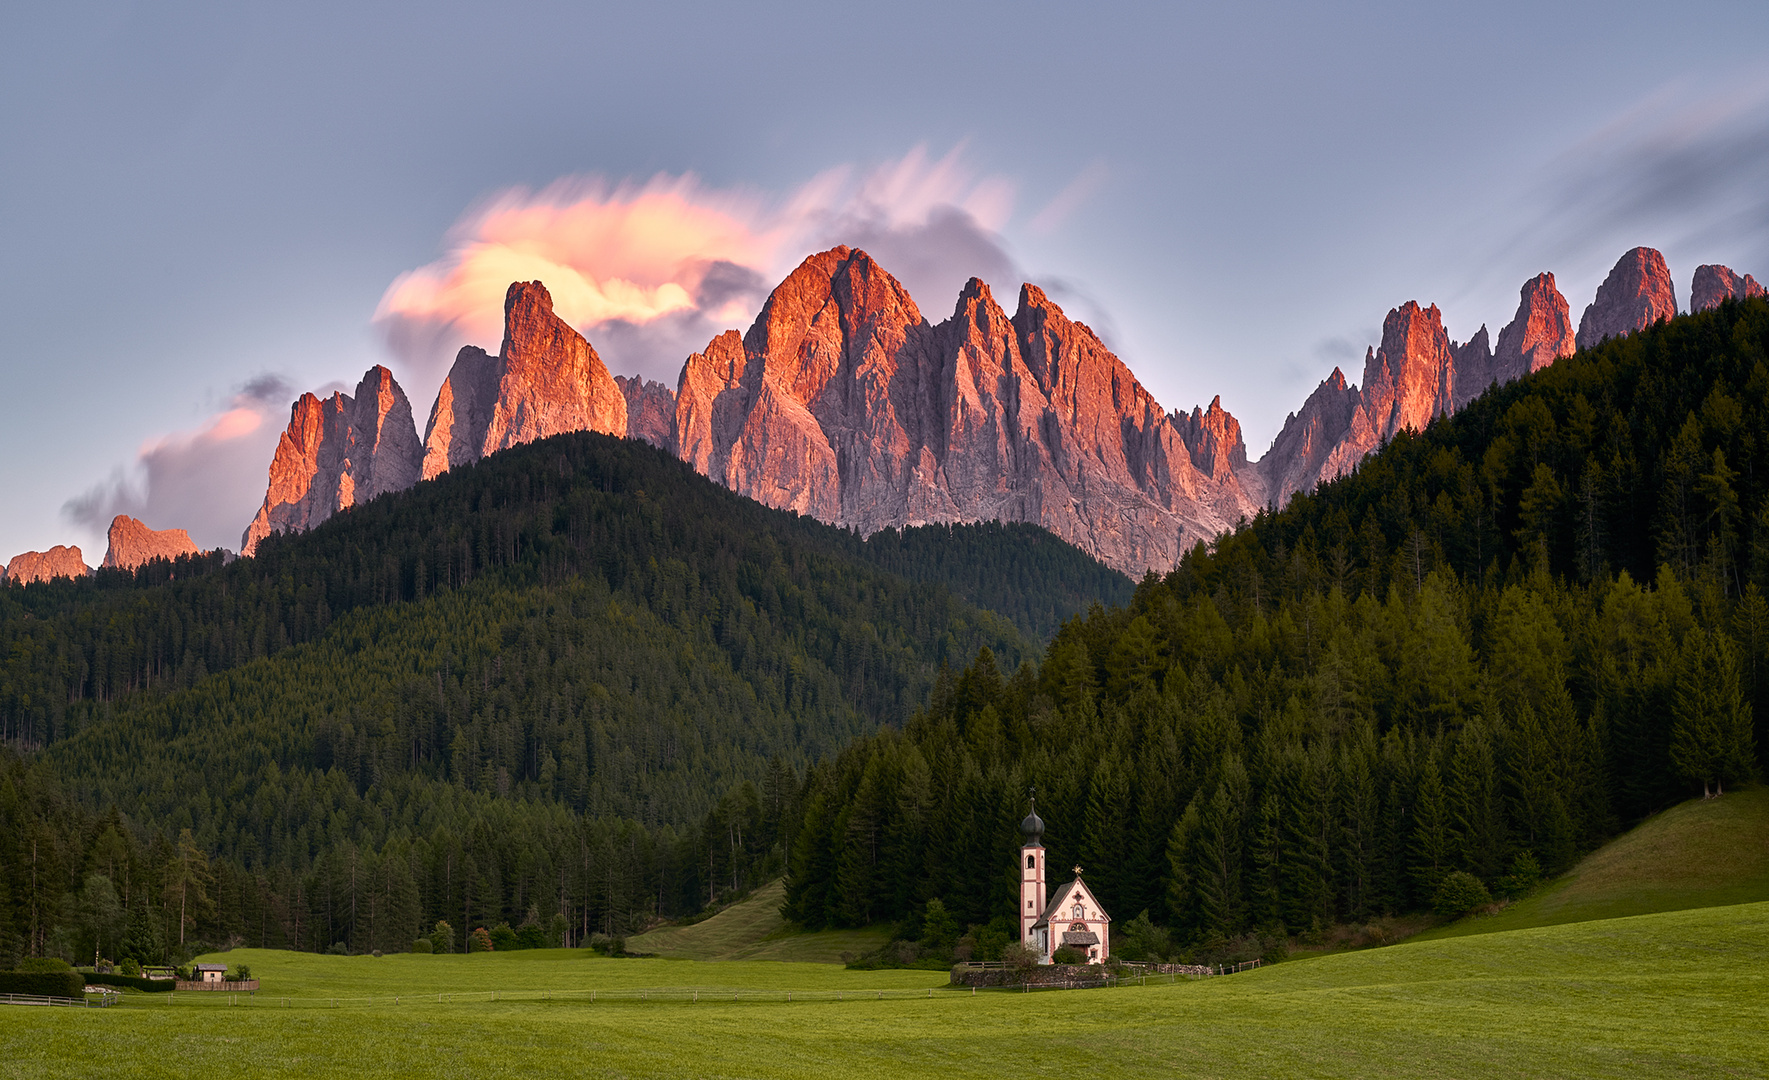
{"left": 626, "top": 880, "right": 892, "bottom": 962}
{"left": 7, "top": 900, "right": 1768, "bottom": 1078}
{"left": 1422, "top": 786, "right": 1769, "bottom": 941}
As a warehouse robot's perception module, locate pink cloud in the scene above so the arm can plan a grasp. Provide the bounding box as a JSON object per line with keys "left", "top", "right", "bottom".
{"left": 63, "top": 376, "right": 292, "bottom": 554}
{"left": 376, "top": 145, "right": 1022, "bottom": 393}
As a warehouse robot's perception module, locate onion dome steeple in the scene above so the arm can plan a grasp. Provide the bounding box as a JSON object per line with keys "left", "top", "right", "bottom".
{"left": 1020, "top": 789, "right": 1045, "bottom": 846}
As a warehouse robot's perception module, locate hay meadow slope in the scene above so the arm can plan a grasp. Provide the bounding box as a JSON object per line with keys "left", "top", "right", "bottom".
{"left": 6, "top": 901, "right": 1768, "bottom": 1079}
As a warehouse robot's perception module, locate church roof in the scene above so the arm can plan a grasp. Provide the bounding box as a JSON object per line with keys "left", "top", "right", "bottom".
{"left": 1060, "top": 931, "right": 1101, "bottom": 947}
{"left": 1031, "top": 877, "right": 1111, "bottom": 929}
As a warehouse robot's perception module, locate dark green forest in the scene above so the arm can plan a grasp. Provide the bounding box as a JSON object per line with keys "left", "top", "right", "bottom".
{"left": 7, "top": 297, "right": 1768, "bottom": 970}
{"left": 783, "top": 298, "right": 1769, "bottom": 952}
{"left": 0, "top": 433, "right": 1125, "bottom": 963}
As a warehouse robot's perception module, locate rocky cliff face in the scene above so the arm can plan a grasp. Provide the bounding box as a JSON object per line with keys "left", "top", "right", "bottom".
{"left": 670, "top": 248, "right": 1260, "bottom": 574}
{"left": 422, "top": 281, "right": 626, "bottom": 477}
{"left": 615, "top": 375, "right": 677, "bottom": 448}
{"left": 1690, "top": 264, "right": 1764, "bottom": 313}
{"left": 1577, "top": 247, "right": 1678, "bottom": 351}
{"left": 242, "top": 365, "right": 422, "bottom": 555}
{"left": 103, "top": 515, "right": 199, "bottom": 570}
{"left": 1493, "top": 272, "right": 1576, "bottom": 385}
{"left": 5, "top": 545, "right": 91, "bottom": 584}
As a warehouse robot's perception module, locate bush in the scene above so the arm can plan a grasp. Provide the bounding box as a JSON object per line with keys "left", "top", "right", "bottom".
{"left": 1051, "top": 945, "right": 1087, "bottom": 965}
{"left": 1498, "top": 851, "right": 1544, "bottom": 900}
{"left": 0, "top": 970, "right": 85, "bottom": 998}
{"left": 1434, "top": 871, "right": 1495, "bottom": 918}
{"left": 410, "top": 938, "right": 433, "bottom": 954}
{"left": 227, "top": 965, "right": 252, "bottom": 981}
{"left": 587, "top": 933, "right": 627, "bottom": 957}
{"left": 17, "top": 957, "right": 73, "bottom": 974}
{"left": 326, "top": 942, "right": 348, "bottom": 955}
{"left": 430, "top": 920, "right": 455, "bottom": 954}
{"left": 489, "top": 923, "right": 520, "bottom": 951}
{"left": 466, "top": 927, "right": 494, "bottom": 953}
{"left": 1000, "top": 942, "right": 1039, "bottom": 978}
{"left": 515, "top": 923, "right": 547, "bottom": 950}
{"left": 118, "top": 957, "right": 140, "bottom": 977}
{"left": 1114, "top": 910, "right": 1174, "bottom": 962}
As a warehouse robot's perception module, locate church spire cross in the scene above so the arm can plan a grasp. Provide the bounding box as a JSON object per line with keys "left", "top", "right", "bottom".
{"left": 1073, "top": 865, "right": 1084, "bottom": 877}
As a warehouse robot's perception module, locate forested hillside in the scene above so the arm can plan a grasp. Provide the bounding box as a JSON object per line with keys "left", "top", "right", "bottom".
{"left": 0, "top": 433, "right": 1126, "bottom": 964}
{"left": 785, "top": 297, "right": 1769, "bottom": 950}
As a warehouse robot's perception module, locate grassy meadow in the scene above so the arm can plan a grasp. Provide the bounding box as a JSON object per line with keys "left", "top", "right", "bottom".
{"left": 626, "top": 880, "right": 893, "bottom": 963}
{"left": 1421, "top": 786, "right": 1769, "bottom": 941}
{"left": 7, "top": 900, "right": 1769, "bottom": 1079}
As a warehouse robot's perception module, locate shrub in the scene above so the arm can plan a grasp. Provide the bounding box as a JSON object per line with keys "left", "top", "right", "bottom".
{"left": 17, "top": 957, "right": 73, "bottom": 974}
{"left": 1000, "top": 942, "right": 1039, "bottom": 978}
{"left": 515, "top": 923, "right": 547, "bottom": 950}
{"left": 1051, "top": 945, "right": 1087, "bottom": 965}
{"left": 430, "top": 920, "right": 455, "bottom": 954}
{"left": 1434, "top": 871, "right": 1495, "bottom": 918}
{"left": 228, "top": 965, "right": 252, "bottom": 981}
{"left": 466, "top": 927, "right": 494, "bottom": 953}
{"left": 326, "top": 942, "right": 348, "bottom": 956}
{"left": 0, "top": 971, "right": 85, "bottom": 998}
{"left": 489, "top": 923, "right": 520, "bottom": 951}
{"left": 588, "top": 933, "right": 627, "bottom": 957}
{"left": 410, "top": 938, "right": 433, "bottom": 954}
{"left": 1498, "top": 851, "right": 1544, "bottom": 900}
{"left": 119, "top": 957, "right": 140, "bottom": 977}
{"left": 1114, "top": 910, "right": 1174, "bottom": 962}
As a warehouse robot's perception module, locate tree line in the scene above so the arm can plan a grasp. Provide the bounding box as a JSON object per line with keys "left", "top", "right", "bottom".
{"left": 783, "top": 298, "right": 1769, "bottom": 952}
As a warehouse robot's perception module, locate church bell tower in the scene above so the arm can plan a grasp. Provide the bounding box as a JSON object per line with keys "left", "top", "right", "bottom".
{"left": 1019, "top": 792, "right": 1047, "bottom": 957}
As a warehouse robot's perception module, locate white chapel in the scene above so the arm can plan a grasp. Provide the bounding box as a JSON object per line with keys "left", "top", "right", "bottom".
{"left": 1019, "top": 797, "right": 1111, "bottom": 963}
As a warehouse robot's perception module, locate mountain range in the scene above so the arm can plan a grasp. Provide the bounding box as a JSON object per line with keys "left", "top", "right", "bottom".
{"left": 7, "top": 245, "right": 1760, "bottom": 582}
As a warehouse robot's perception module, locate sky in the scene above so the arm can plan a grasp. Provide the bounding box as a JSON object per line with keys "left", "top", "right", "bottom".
{"left": 4, "top": 1, "right": 1769, "bottom": 561}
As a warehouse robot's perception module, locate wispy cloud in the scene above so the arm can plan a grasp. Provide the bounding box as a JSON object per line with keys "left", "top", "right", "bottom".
{"left": 62, "top": 375, "right": 292, "bottom": 553}
{"left": 1503, "top": 73, "right": 1769, "bottom": 282}
{"left": 375, "top": 144, "right": 1024, "bottom": 389}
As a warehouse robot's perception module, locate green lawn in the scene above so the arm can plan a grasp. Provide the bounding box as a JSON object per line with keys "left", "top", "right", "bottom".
{"left": 626, "top": 879, "right": 893, "bottom": 962}
{"left": 1422, "top": 786, "right": 1769, "bottom": 941}
{"left": 8, "top": 901, "right": 1768, "bottom": 1078}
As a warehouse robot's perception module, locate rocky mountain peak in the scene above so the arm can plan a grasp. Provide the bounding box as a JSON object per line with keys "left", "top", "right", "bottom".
{"left": 103, "top": 515, "right": 199, "bottom": 571}
{"left": 4, "top": 545, "right": 91, "bottom": 585}
{"left": 615, "top": 374, "right": 676, "bottom": 448}
{"left": 1577, "top": 247, "right": 1677, "bottom": 351}
{"left": 1361, "top": 301, "right": 1456, "bottom": 441}
{"left": 1174, "top": 396, "right": 1251, "bottom": 483}
{"left": 421, "top": 279, "right": 627, "bottom": 480}
{"left": 1690, "top": 264, "right": 1765, "bottom": 313}
{"left": 243, "top": 365, "right": 423, "bottom": 555}
{"left": 1494, "top": 272, "right": 1576, "bottom": 385}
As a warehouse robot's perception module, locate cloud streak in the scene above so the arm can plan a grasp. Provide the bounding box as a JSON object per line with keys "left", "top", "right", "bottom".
{"left": 375, "top": 145, "right": 1024, "bottom": 391}
{"left": 63, "top": 375, "right": 292, "bottom": 553}
{"left": 1505, "top": 74, "right": 1769, "bottom": 283}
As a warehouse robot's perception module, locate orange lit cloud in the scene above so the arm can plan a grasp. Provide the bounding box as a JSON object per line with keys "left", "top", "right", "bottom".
{"left": 376, "top": 145, "right": 1021, "bottom": 392}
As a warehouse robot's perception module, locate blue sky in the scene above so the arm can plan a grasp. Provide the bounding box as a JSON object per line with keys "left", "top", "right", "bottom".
{"left": 4, "top": 1, "right": 1768, "bottom": 558}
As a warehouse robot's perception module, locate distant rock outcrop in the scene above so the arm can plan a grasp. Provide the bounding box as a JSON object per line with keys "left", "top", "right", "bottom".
{"left": 5, "top": 545, "right": 91, "bottom": 584}
{"left": 1690, "top": 264, "right": 1765, "bottom": 313}
{"left": 103, "top": 515, "right": 199, "bottom": 571}
{"left": 1577, "top": 247, "right": 1678, "bottom": 351}
{"left": 242, "top": 365, "right": 422, "bottom": 555}
{"left": 615, "top": 375, "right": 676, "bottom": 449}
{"left": 1493, "top": 272, "right": 1577, "bottom": 385}
{"left": 1449, "top": 326, "right": 1493, "bottom": 409}
{"left": 421, "top": 281, "right": 626, "bottom": 478}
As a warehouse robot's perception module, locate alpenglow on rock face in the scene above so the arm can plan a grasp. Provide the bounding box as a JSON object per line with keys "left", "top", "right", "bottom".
{"left": 670, "top": 248, "right": 1261, "bottom": 575}
{"left": 1577, "top": 247, "right": 1679, "bottom": 351}
{"left": 5, "top": 545, "right": 91, "bottom": 585}
{"left": 422, "top": 281, "right": 627, "bottom": 479}
{"left": 103, "top": 515, "right": 199, "bottom": 571}
{"left": 1690, "top": 264, "right": 1765, "bottom": 313}
{"left": 240, "top": 244, "right": 1714, "bottom": 576}
{"left": 242, "top": 365, "right": 423, "bottom": 555}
